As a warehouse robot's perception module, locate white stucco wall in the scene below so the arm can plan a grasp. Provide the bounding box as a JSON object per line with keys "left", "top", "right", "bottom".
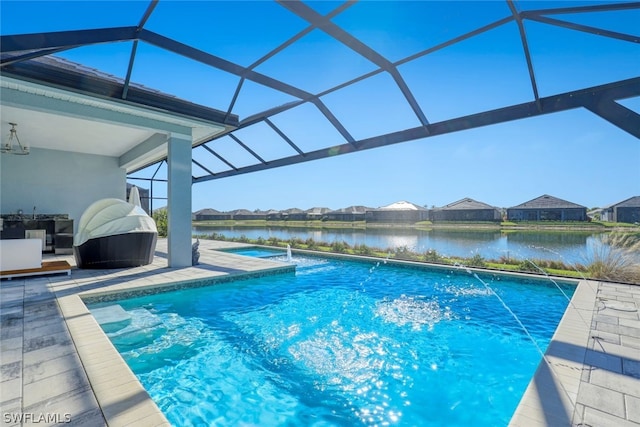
{"left": 1, "top": 147, "right": 126, "bottom": 233}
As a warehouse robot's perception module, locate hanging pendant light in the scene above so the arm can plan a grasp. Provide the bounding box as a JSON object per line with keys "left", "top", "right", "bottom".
{"left": 1, "top": 123, "right": 29, "bottom": 155}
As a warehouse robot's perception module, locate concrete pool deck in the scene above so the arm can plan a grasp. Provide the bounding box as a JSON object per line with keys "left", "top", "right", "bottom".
{"left": 1, "top": 239, "right": 638, "bottom": 426}
{"left": 510, "top": 276, "right": 640, "bottom": 426}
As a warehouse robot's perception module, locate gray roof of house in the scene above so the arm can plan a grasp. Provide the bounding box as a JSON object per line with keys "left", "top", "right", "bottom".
{"left": 194, "top": 208, "right": 221, "bottom": 215}
{"left": 436, "top": 198, "right": 499, "bottom": 211}
{"left": 509, "top": 194, "right": 586, "bottom": 209}
{"left": 376, "top": 201, "right": 427, "bottom": 211}
{"left": 229, "top": 209, "right": 255, "bottom": 215}
{"left": 329, "top": 205, "right": 373, "bottom": 214}
{"left": 305, "top": 207, "right": 332, "bottom": 214}
{"left": 605, "top": 196, "right": 640, "bottom": 208}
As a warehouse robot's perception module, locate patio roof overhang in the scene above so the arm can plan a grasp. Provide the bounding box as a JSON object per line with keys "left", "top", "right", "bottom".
{"left": 0, "top": 56, "right": 238, "bottom": 173}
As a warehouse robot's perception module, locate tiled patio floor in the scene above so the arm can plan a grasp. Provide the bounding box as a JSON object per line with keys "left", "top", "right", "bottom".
{"left": 1, "top": 239, "right": 639, "bottom": 426}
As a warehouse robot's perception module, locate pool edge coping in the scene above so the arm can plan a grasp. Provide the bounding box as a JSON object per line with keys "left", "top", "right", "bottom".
{"left": 509, "top": 279, "right": 599, "bottom": 426}
{"left": 79, "top": 264, "right": 296, "bottom": 303}
{"left": 57, "top": 293, "right": 170, "bottom": 427}
{"left": 286, "top": 246, "right": 580, "bottom": 285}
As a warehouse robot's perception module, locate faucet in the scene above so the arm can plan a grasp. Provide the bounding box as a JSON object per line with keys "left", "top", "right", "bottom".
{"left": 33, "top": 206, "right": 36, "bottom": 219}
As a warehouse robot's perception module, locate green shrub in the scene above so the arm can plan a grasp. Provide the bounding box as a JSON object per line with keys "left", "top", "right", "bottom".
{"left": 393, "top": 245, "right": 418, "bottom": 260}
{"left": 497, "top": 254, "right": 518, "bottom": 265}
{"left": 152, "top": 208, "right": 168, "bottom": 237}
{"left": 424, "top": 249, "right": 444, "bottom": 264}
{"left": 546, "top": 260, "right": 571, "bottom": 271}
{"left": 268, "top": 236, "right": 280, "bottom": 246}
{"left": 330, "top": 240, "right": 350, "bottom": 253}
{"left": 517, "top": 259, "right": 539, "bottom": 273}
{"left": 467, "top": 253, "right": 486, "bottom": 268}
{"left": 289, "top": 237, "right": 303, "bottom": 249}
{"left": 303, "top": 238, "right": 317, "bottom": 250}
{"left": 354, "top": 243, "right": 373, "bottom": 255}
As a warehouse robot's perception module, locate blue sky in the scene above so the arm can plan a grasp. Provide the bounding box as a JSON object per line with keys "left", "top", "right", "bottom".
{"left": 2, "top": 1, "right": 639, "bottom": 211}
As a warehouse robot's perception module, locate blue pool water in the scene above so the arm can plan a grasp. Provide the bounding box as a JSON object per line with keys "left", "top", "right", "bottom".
{"left": 220, "top": 246, "right": 287, "bottom": 258}
{"left": 88, "top": 255, "right": 575, "bottom": 426}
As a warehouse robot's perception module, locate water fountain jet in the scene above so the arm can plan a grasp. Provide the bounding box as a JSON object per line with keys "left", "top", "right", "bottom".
{"left": 455, "top": 259, "right": 578, "bottom": 413}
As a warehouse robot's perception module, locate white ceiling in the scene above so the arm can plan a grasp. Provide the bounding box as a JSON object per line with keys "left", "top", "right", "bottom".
{"left": 1, "top": 105, "right": 155, "bottom": 157}
{"left": 0, "top": 76, "right": 229, "bottom": 171}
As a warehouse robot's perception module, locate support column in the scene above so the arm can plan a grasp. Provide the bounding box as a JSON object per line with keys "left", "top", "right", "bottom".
{"left": 167, "top": 133, "right": 192, "bottom": 267}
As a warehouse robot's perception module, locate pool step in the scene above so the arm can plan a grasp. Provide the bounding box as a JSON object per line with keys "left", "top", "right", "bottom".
{"left": 107, "top": 308, "right": 164, "bottom": 338}
{"left": 90, "top": 305, "right": 132, "bottom": 333}
{"left": 90, "top": 305, "right": 166, "bottom": 347}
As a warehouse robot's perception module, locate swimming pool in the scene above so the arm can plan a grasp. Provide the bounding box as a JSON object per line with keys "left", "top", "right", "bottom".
{"left": 88, "top": 255, "right": 575, "bottom": 426}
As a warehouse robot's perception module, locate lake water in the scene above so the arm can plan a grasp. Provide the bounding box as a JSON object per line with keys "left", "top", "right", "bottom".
{"left": 192, "top": 226, "right": 606, "bottom": 264}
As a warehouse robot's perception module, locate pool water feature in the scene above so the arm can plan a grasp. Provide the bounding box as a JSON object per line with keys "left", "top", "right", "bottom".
{"left": 88, "top": 255, "right": 575, "bottom": 426}
{"left": 220, "top": 246, "right": 288, "bottom": 258}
